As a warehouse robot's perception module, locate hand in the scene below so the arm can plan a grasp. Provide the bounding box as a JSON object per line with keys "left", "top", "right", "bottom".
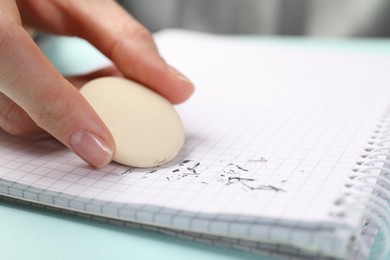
{"left": 0, "top": 0, "right": 194, "bottom": 168}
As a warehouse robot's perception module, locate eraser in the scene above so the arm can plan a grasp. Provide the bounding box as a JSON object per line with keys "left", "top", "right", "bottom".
{"left": 80, "top": 77, "right": 185, "bottom": 168}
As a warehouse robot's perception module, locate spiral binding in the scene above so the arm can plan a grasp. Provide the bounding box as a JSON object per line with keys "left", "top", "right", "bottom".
{"left": 331, "top": 111, "right": 390, "bottom": 259}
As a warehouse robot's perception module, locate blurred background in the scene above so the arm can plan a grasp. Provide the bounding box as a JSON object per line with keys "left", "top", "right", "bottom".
{"left": 117, "top": 0, "right": 390, "bottom": 37}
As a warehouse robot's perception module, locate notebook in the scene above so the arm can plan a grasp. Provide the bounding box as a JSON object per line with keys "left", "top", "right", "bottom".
{"left": 1, "top": 30, "right": 390, "bottom": 259}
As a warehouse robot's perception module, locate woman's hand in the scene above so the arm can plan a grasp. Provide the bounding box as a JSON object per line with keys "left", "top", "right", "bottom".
{"left": 0, "top": 0, "right": 194, "bottom": 168}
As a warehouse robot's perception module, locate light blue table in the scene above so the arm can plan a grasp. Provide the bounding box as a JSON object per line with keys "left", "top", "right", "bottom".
{"left": 1, "top": 33, "right": 389, "bottom": 260}
{"left": 0, "top": 198, "right": 259, "bottom": 260}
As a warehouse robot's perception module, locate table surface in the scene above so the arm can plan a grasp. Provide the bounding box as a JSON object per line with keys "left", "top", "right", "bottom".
{"left": 1, "top": 32, "right": 389, "bottom": 260}
{"left": 0, "top": 198, "right": 260, "bottom": 260}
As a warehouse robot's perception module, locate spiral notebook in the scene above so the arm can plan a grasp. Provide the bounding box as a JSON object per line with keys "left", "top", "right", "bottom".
{"left": 1, "top": 30, "right": 390, "bottom": 259}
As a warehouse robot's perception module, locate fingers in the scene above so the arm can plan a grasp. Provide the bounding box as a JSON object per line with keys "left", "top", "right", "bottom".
{"left": 66, "top": 66, "right": 122, "bottom": 89}
{"left": 0, "top": 65, "right": 121, "bottom": 137}
{"left": 0, "top": 19, "right": 115, "bottom": 168}
{"left": 78, "top": 9, "right": 195, "bottom": 104}
{"left": 0, "top": 92, "right": 43, "bottom": 136}
{"left": 2, "top": 0, "right": 193, "bottom": 169}
{"left": 106, "top": 25, "right": 195, "bottom": 104}
{"left": 18, "top": 0, "right": 194, "bottom": 104}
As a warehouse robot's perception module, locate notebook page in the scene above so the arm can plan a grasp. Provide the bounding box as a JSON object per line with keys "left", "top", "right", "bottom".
{"left": 1, "top": 30, "right": 390, "bottom": 229}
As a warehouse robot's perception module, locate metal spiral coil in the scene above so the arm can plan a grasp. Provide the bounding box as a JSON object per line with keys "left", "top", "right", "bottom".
{"left": 331, "top": 111, "right": 390, "bottom": 259}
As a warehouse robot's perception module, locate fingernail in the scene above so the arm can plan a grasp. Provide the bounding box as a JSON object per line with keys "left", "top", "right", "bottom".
{"left": 168, "top": 66, "right": 195, "bottom": 101}
{"left": 168, "top": 65, "right": 193, "bottom": 86}
{"left": 70, "top": 130, "right": 113, "bottom": 168}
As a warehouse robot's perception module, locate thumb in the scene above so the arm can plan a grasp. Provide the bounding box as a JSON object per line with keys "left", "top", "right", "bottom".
{"left": 0, "top": 23, "right": 115, "bottom": 168}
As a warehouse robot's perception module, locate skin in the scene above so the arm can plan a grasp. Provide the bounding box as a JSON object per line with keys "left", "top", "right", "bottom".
{"left": 0, "top": 0, "right": 194, "bottom": 168}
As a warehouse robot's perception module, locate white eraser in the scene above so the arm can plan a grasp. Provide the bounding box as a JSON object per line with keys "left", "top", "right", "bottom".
{"left": 80, "top": 77, "right": 185, "bottom": 168}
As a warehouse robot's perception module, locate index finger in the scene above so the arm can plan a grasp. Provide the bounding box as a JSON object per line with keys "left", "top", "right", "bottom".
{"left": 19, "top": 0, "right": 194, "bottom": 104}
